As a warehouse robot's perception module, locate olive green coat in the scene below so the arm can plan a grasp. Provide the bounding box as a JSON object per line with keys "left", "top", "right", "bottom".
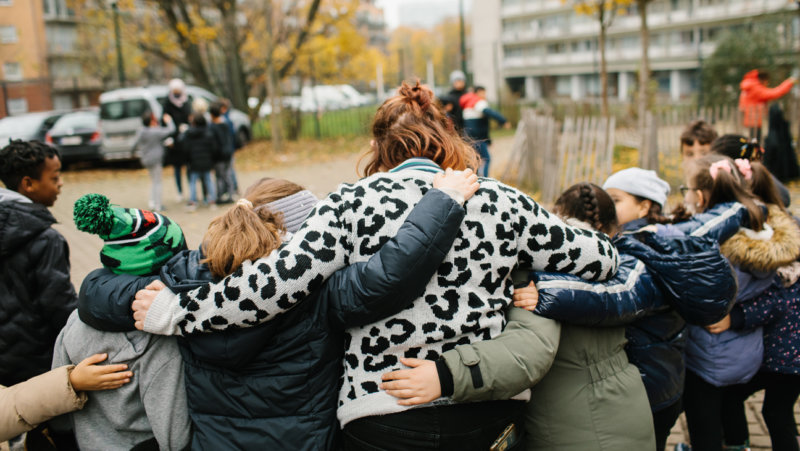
{"left": 443, "top": 318, "right": 655, "bottom": 451}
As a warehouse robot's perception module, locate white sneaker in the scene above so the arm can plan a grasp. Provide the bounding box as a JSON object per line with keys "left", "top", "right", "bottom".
{"left": 174, "top": 193, "right": 184, "bottom": 203}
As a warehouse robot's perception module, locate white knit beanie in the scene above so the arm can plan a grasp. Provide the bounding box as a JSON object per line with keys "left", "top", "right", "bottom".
{"left": 449, "top": 70, "right": 466, "bottom": 84}
{"left": 602, "top": 167, "right": 671, "bottom": 208}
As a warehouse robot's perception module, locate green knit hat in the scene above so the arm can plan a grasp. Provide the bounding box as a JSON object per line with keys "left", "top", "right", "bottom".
{"left": 73, "top": 194, "right": 187, "bottom": 276}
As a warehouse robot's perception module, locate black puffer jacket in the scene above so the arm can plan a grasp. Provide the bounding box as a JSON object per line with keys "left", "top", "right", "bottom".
{"left": 178, "top": 126, "right": 219, "bottom": 173}
{"left": 78, "top": 189, "right": 465, "bottom": 450}
{"left": 0, "top": 189, "right": 77, "bottom": 386}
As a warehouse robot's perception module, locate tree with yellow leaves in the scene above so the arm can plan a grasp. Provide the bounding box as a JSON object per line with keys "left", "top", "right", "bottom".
{"left": 564, "top": 0, "right": 633, "bottom": 117}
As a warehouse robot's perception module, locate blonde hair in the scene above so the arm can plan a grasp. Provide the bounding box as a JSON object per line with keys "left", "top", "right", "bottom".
{"left": 201, "top": 178, "right": 305, "bottom": 279}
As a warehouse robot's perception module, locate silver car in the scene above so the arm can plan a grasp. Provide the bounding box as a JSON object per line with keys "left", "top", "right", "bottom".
{"left": 99, "top": 85, "right": 251, "bottom": 161}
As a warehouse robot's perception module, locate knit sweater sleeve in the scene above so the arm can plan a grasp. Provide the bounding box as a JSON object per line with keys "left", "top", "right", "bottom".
{"left": 143, "top": 191, "right": 350, "bottom": 336}
{"left": 509, "top": 188, "right": 619, "bottom": 281}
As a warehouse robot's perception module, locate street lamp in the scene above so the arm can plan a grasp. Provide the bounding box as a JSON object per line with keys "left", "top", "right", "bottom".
{"left": 111, "top": 1, "right": 126, "bottom": 86}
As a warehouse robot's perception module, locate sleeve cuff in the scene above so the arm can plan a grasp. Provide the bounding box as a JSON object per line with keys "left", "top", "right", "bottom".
{"left": 434, "top": 187, "right": 465, "bottom": 206}
{"left": 436, "top": 358, "right": 455, "bottom": 397}
{"left": 729, "top": 305, "right": 746, "bottom": 330}
{"left": 142, "top": 288, "right": 182, "bottom": 335}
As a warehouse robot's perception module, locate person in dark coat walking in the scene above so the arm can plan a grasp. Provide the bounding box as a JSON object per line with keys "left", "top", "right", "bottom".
{"left": 178, "top": 114, "right": 219, "bottom": 209}
{"left": 0, "top": 140, "right": 76, "bottom": 388}
{"left": 77, "top": 173, "right": 477, "bottom": 450}
{"left": 162, "top": 78, "right": 192, "bottom": 201}
{"left": 763, "top": 104, "right": 800, "bottom": 183}
{"left": 447, "top": 70, "right": 468, "bottom": 133}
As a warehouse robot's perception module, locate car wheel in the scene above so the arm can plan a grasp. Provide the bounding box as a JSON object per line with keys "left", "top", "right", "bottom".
{"left": 237, "top": 127, "right": 250, "bottom": 146}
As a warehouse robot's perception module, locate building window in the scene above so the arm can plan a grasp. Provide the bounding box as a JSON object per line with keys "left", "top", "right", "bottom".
{"left": 3, "top": 62, "right": 22, "bottom": 81}
{"left": 7, "top": 98, "right": 28, "bottom": 115}
{"left": 0, "top": 25, "right": 18, "bottom": 43}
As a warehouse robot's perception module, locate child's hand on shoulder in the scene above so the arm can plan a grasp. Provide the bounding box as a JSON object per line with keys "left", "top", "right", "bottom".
{"left": 434, "top": 167, "right": 480, "bottom": 204}
{"left": 380, "top": 358, "right": 441, "bottom": 406}
{"left": 512, "top": 281, "right": 539, "bottom": 311}
{"left": 705, "top": 314, "right": 731, "bottom": 334}
{"left": 69, "top": 353, "right": 132, "bottom": 392}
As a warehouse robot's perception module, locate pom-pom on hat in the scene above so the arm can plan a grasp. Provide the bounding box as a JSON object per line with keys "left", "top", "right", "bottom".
{"left": 74, "top": 194, "right": 187, "bottom": 276}
{"left": 602, "top": 167, "right": 671, "bottom": 209}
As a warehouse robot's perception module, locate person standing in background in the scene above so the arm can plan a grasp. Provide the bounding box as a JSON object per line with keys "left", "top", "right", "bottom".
{"left": 739, "top": 70, "right": 795, "bottom": 145}
{"left": 161, "top": 79, "right": 192, "bottom": 202}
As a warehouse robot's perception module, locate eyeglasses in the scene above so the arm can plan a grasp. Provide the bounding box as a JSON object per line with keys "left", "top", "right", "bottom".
{"left": 679, "top": 185, "right": 698, "bottom": 196}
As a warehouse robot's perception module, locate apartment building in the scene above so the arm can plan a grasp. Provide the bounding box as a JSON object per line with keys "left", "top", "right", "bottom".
{"left": 472, "top": 0, "right": 797, "bottom": 103}
{"left": 0, "top": 0, "right": 51, "bottom": 116}
{"left": 0, "top": 0, "right": 101, "bottom": 117}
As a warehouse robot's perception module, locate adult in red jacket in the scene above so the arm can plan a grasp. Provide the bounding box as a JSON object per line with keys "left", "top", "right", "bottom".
{"left": 739, "top": 70, "right": 795, "bottom": 144}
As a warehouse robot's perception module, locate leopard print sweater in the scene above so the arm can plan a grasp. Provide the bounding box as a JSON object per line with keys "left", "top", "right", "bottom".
{"left": 143, "top": 161, "right": 619, "bottom": 425}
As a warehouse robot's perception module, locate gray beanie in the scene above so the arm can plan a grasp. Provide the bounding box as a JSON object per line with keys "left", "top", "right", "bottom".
{"left": 450, "top": 70, "right": 466, "bottom": 84}
{"left": 256, "top": 190, "right": 319, "bottom": 233}
{"left": 602, "top": 167, "right": 671, "bottom": 208}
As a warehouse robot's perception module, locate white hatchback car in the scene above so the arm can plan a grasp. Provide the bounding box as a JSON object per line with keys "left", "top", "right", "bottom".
{"left": 99, "top": 85, "right": 251, "bottom": 161}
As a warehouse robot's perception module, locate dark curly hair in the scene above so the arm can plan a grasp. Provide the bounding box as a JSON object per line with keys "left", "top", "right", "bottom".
{"left": 554, "top": 182, "right": 619, "bottom": 236}
{"left": 0, "top": 140, "right": 60, "bottom": 190}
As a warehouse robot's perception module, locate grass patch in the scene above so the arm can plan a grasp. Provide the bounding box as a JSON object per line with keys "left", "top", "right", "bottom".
{"left": 234, "top": 135, "right": 371, "bottom": 173}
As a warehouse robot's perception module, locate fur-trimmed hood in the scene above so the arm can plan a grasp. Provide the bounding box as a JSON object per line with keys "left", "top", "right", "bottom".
{"left": 721, "top": 205, "right": 800, "bottom": 272}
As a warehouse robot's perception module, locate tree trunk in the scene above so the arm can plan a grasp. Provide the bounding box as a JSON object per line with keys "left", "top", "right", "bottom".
{"left": 220, "top": 3, "right": 248, "bottom": 111}
{"left": 599, "top": 22, "right": 609, "bottom": 118}
{"left": 637, "top": 0, "right": 651, "bottom": 167}
{"left": 267, "top": 58, "right": 283, "bottom": 152}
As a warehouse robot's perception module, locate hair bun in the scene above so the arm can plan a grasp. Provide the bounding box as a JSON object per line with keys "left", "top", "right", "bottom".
{"left": 398, "top": 80, "right": 433, "bottom": 111}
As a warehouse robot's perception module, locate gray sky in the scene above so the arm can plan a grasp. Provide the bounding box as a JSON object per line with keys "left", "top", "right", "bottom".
{"left": 375, "top": 0, "right": 473, "bottom": 29}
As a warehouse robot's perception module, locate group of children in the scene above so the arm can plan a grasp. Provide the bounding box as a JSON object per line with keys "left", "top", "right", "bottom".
{"left": 137, "top": 78, "right": 239, "bottom": 213}
{"left": 0, "top": 82, "right": 798, "bottom": 451}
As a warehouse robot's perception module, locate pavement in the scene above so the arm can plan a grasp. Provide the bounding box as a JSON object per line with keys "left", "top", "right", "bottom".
{"left": 50, "top": 136, "right": 798, "bottom": 449}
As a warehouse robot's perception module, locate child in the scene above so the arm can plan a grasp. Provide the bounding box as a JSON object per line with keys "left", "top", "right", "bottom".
{"left": 381, "top": 181, "right": 737, "bottom": 451}
{"left": 76, "top": 172, "right": 479, "bottom": 449}
{"left": 1, "top": 353, "right": 131, "bottom": 443}
{"left": 711, "top": 133, "right": 791, "bottom": 207}
{"left": 209, "top": 101, "right": 235, "bottom": 204}
{"left": 134, "top": 112, "right": 175, "bottom": 211}
{"left": 678, "top": 155, "right": 800, "bottom": 451}
{"left": 460, "top": 86, "right": 511, "bottom": 177}
{"left": 178, "top": 113, "right": 219, "bottom": 210}
{"left": 714, "top": 160, "right": 800, "bottom": 451}
{"left": 680, "top": 119, "right": 718, "bottom": 161}
{"left": 0, "top": 140, "right": 77, "bottom": 388}
{"left": 52, "top": 194, "right": 191, "bottom": 450}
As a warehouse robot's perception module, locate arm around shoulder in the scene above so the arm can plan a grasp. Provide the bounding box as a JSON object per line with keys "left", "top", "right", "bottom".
{"left": 440, "top": 307, "right": 560, "bottom": 402}
{"left": 326, "top": 188, "right": 466, "bottom": 328}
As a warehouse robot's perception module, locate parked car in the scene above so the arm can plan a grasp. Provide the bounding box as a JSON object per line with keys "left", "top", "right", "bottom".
{"left": 0, "top": 110, "right": 68, "bottom": 148}
{"left": 45, "top": 109, "right": 103, "bottom": 164}
{"left": 99, "top": 85, "right": 252, "bottom": 161}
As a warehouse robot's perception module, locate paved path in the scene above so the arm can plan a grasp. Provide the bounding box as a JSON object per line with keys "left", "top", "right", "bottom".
{"left": 52, "top": 136, "right": 798, "bottom": 449}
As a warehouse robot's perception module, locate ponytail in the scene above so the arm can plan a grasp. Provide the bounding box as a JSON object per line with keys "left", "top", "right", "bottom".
{"left": 749, "top": 161, "right": 785, "bottom": 210}
{"left": 201, "top": 178, "right": 305, "bottom": 279}
{"left": 687, "top": 154, "right": 764, "bottom": 231}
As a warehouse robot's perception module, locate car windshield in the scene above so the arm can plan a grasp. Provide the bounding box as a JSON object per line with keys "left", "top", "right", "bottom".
{"left": 51, "top": 112, "right": 99, "bottom": 132}
{"left": 100, "top": 99, "right": 150, "bottom": 120}
{"left": 0, "top": 115, "right": 46, "bottom": 137}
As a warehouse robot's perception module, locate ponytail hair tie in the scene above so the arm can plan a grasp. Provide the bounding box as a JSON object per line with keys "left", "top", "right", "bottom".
{"left": 734, "top": 158, "right": 753, "bottom": 180}
{"left": 236, "top": 198, "right": 254, "bottom": 209}
{"left": 709, "top": 160, "right": 732, "bottom": 180}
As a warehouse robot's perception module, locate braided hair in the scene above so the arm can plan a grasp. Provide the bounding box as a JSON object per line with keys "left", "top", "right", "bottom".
{"left": 554, "top": 182, "right": 619, "bottom": 236}
{"left": 0, "top": 140, "right": 60, "bottom": 190}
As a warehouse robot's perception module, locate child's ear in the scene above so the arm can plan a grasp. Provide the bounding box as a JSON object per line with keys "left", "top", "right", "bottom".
{"left": 19, "top": 175, "right": 36, "bottom": 194}
{"left": 637, "top": 199, "right": 652, "bottom": 219}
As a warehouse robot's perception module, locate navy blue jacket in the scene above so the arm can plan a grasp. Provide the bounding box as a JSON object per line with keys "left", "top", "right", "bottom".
{"left": 731, "top": 278, "right": 800, "bottom": 375}
{"left": 532, "top": 230, "right": 736, "bottom": 411}
{"left": 77, "top": 189, "right": 465, "bottom": 450}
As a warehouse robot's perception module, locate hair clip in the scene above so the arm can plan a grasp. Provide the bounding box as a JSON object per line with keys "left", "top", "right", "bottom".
{"left": 709, "top": 160, "right": 732, "bottom": 180}
{"left": 734, "top": 158, "right": 752, "bottom": 180}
